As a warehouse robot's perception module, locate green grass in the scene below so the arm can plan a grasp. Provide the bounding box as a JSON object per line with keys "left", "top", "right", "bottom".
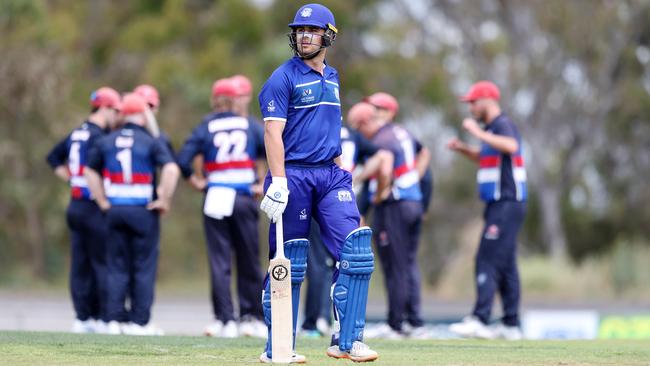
{"left": 1, "top": 331, "right": 649, "bottom": 366}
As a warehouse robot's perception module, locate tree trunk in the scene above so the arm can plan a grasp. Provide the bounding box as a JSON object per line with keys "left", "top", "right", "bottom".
{"left": 25, "top": 202, "right": 45, "bottom": 279}
{"left": 536, "top": 183, "right": 567, "bottom": 260}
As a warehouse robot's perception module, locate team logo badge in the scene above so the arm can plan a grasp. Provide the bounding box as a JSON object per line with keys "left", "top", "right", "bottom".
{"left": 484, "top": 224, "right": 500, "bottom": 240}
{"left": 267, "top": 100, "right": 275, "bottom": 112}
{"left": 299, "top": 208, "right": 308, "bottom": 220}
{"left": 340, "top": 260, "right": 350, "bottom": 270}
{"left": 271, "top": 264, "right": 289, "bottom": 281}
{"left": 300, "top": 7, "right": 313, "bottom": 17}
{"left": 337, "top": 190, "right": 352, "bottom": 202}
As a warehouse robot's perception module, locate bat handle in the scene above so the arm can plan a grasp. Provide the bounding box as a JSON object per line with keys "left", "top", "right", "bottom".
{"left": 275, "top": 215, "right": 285, "bottom": 259}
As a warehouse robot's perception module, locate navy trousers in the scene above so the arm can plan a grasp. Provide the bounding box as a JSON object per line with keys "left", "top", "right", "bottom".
{"left": 203, "top": 194, "right": 263, "bottom": 322}
{"left": 105, "top": 206, "right": 159, "bottom": 325}
{"left": 472, "top": 200, "right": 526, "bottom": 326}
{"left": 373, "top": 199, "right": 424, "bottom": 331}
{"left": 66, "top": 199, "right": 107, "bottom": 321}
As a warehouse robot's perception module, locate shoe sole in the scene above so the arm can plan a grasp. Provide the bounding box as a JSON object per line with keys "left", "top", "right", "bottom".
{"left": 326, "top": 350, "right": 378, "bottom": 363}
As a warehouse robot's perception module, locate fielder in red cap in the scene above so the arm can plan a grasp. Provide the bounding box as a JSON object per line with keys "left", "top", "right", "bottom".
{"left": 133, "top": 84, "right": 176, "bottom": 167}
{"left": 227, "top": 74, "right": 266, "bottom": 197}
{"left": 448, "top": 80, "right": 527, "bottom": 340}
{"left": 176, "top": 76, "right": 268, "bottom": 339}
{"left": 46, "top": 86, "right": 122, "bottom": 334}
{"left": 84, "top": 90, "right": 180, "bottom": 336}
{"left": 356, "top": 91, "right": 432, "bottom": 339}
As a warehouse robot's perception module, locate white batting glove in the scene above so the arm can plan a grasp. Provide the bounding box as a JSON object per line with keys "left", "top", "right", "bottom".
{"left": 260, "top": 177, "right": 289, "bottom": 223}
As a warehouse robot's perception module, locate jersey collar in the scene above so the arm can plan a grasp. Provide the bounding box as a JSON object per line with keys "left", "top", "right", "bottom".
{"left": 291, "top": 56, "right": 335, "bottom": 77}
{"left": 84, "top": 119, "right": 105, "bottom": 132}
{"left": 485, "top": 112, "right": 506, "bottom": 131}
{"left": 123, "top": 122, "right": 148, "bottom": 133}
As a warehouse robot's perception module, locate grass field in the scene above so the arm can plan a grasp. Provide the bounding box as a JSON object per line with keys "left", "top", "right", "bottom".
{"left": 1, "top": 332, "right": 649, "bottom": 366}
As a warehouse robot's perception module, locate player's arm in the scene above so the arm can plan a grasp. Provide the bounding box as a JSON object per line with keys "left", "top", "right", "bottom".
{"left": 258, "top": 73, "right": 291, "bottom": 222}
{"left": 148, "top": 162, "right": 180, "bottom": 214}
{"left": 252, "top": 120, "right": 268, "bottom": 198}
{"left": 414, "top": 144, "right": 431, "bottom": 179}
{"left": 53, "top": 166, "right": 70, "bottom": 182}
{"left": 144, "top": 107, "right": 160, "bottom": 138}
{"left": 373, "top": 150, "right": 394, "bottom": 204}
{"left": 446, "top": 137, "right": 480, "bottom": 162}
{"left": 148, "top": 140, "right": 180, "bottom": 214}
{"left": 333, "top": 155, "right": 342, "bottom": 167}
{"left": 176, "top": 124, "right": 207, "bottom": 192}
{"left": 84, "top": 167, "right": 110, "bottom": 211}
{"left": 46, "top": 138, "right": 71, "bottom": 182}
{"left": 463, "top": 118, "right": 518, "bottom": 154}
{"left": 83, "top": 141, "right": 110, "bottom": 211}
{"left": 264, "top": 120, "right": 286, "bottom": 178}
{"left": 353, "top": 149, "right": 392, "bottom": 186}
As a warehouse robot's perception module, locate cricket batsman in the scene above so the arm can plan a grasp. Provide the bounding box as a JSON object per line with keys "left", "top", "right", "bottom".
{"left": 258, "top": 3, "right": 378, "bottom": 363}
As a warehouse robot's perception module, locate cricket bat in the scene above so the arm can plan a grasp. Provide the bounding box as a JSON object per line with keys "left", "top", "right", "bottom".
{"left": 270, "top": 215, "right": 293, "bottom": 363}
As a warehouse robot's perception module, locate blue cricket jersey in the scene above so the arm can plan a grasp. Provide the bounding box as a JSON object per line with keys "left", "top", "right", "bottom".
{"left": 259, "top": 56, "right": 342, "bottom": 165}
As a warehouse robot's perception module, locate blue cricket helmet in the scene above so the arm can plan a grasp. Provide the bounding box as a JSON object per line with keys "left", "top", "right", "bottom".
{"left": 287, "top": 4, "right": 338, "bottom": 59}
{"left": 288, "top": 3, "right": 337, "bottom": 33}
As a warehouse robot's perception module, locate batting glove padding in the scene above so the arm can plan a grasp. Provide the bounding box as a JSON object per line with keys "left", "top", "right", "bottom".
{"left": 260, "top": 177, "right": 289, "bottom": 223}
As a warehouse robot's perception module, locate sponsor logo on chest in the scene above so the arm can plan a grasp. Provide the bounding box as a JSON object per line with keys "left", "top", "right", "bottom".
{"left": 300, "top": 87, "right": 316, "bottom": 104}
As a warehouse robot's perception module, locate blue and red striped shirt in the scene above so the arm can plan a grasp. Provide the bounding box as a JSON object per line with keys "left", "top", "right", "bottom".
{"left": 176, "top": 112, "right": 265, "bottom": 195}
{"left": 477, "top": 113, "right": 527, "bottom": 202}
{"left": 86, "top": 123, "right": 174, "bottom": 206}
{"left": 47, "top": 121, "right": 107, "bottom": 200}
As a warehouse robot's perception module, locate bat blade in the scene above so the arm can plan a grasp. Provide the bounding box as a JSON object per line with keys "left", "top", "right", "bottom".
{"left": 270, "top": 256, "right": 293, "bottom": 363}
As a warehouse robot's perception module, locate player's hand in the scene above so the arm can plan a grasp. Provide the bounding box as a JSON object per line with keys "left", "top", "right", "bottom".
{"left": 188, "top": 174, "right": 207, "bottom": 192}
{"left": 96, "top": 198, "right": 111, "bottom": 212}
{"left": 147, "top": 198, "right": 171, "bottom": 215}
{"left": 251, "top": 183, "right": 264, "bottom": 200}
{"left": 446, "top": 137, "right": 464, "bottom": 151}
{"left": 260, "top": 177, "right": 289, "bottom": 223}
{"left": 462, "top": 118, "right": 483, "bottom": 137}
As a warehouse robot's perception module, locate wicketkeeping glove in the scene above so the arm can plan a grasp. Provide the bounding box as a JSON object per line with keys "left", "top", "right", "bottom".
{"left": 260, "top": 176, "right": 289, "bottom": 223}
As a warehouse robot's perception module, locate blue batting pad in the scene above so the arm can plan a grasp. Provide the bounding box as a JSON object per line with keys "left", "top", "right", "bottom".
{"left": 333, "top": 227, "right": 374, "bottom": 351}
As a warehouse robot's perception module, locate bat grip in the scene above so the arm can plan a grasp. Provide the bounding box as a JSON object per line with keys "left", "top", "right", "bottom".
{"left": 275, "top": 215, "right": 285, "bottom": 259}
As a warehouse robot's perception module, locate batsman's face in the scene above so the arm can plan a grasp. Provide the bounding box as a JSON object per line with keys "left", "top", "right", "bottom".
{"left": 295, "top": 26, "right": 325, "bottom": 55}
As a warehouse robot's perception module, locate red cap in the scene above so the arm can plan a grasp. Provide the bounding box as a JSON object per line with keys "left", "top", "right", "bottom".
{"left": 133, "top": 84, "right": 160, "bottom": 108}
{"left": 230, "top": 74, "right": 253, "bottom": 96}
{"left": 90, "top": 87, "right": 121, "bottom": 110}
{"left": 120, "top": 93, "right": 148, "bottom": 115}
{"left": 347, "top": 102, "right": 375, "bottom": 124}
{"left": 364, "top": 92, "right": 399, "bottom": 114}
{"left": 460, "top": 81, "right": 501, "bottom": 102}
{"left": 212, "top": 78, "right": 239, "bottom": 98}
